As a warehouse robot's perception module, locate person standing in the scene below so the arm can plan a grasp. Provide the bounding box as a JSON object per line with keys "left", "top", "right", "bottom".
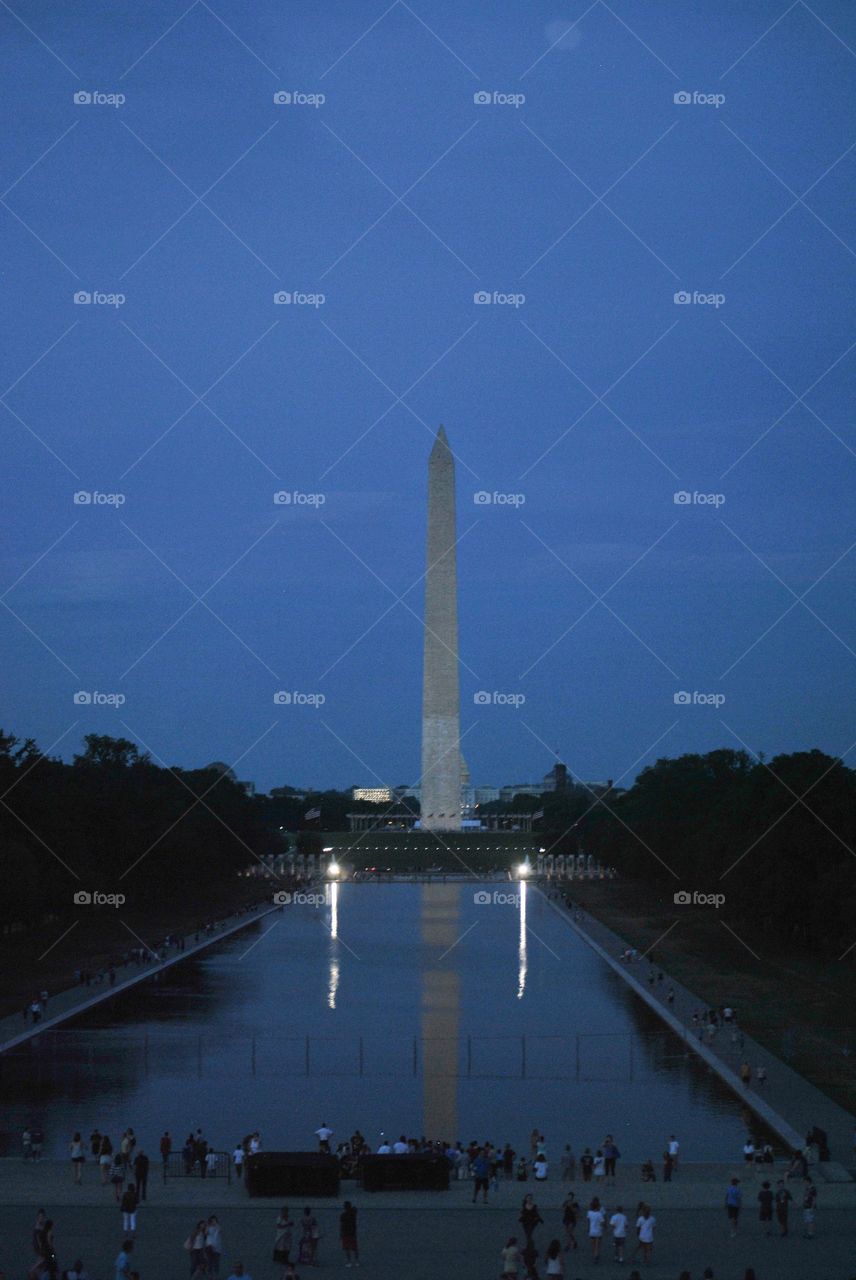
{"left": 273, "top": 1208, "right": 293, "bottom": 1269}
{"left": 472, "top": 1148, "right": 490, "bottom": 1203}
{"left": 232, "top": 1142, "right": 244, "bottom": 1180}
{"left": 775, "top": 1180, "right": 793, "bottom": 1236}
{"left": 314, "top": 1123, "right": 333, "bottom": 1153}
{"left": 339, "top": 1200, "right": 358, "bottom": 1268}
{"left": 579, "top": 1148, "right": 594, "bottom": 1182}
{"left": 100, "top": 1135, "right": 114, "bottom": 1185}
{"left": 562, "top": 1193, "right": 579, "bottom": 1253}
{"left": 503, "top": 1143, "right": 516, "bottom": 1180}
{"left": 206, "top": 1215, "right": 222, "bottom": 1276}
{"left": 185, "top": 1220, "right": 206, "bottom": 1277}
{"left": 802, "top": 1177, "right": 817, "bottom": 1238}
{"left": 667, "top": 1135, "right": 679, "bottom": 1169}
{"left": 110, "top": 1153, "right": 127, "bottom": 1202}
{"left": 757, "top": 1180, "right": 774, "bottom": 1236}
{"left": 299, "top": 1207, "right": 319, "bottom": 1265}
{"left": 609, "top": 1205, "right": 628, "bottom": 1263}
{"left": 586, "top": 1197, "right": 605, "bottom": 1262}
{"left": 519, "top": 1194, "right": 543, "bottom": 1244}
{"left": 160, "top": 1131, "right": 172, "bottom": 1169}
{"left": 120, "top": 1184, "right": 138, "bottom": 1235}
{"left": 725, "top": 1178, "right": 742, "bottom": 1237}
{"left": 602, "top": 1136, "right": 619, "bottom": 1183}
{"left": 739, "top": 1061, "right": 751, "bottom": 1087}
{"left": 114, "top": 1239, "right": 133, "bottom": 1280}
{"left": 28, "top": 1210, "right": 46, "bottom": 1280}
{"left": 70, "top": 1133, "right": 85, "bottom": 1184}
{"left": 133, "top": 1149, "right": 149, "bottom": 1201}
{"left": 559, "top": 1145, "right": 575, "bottom": 1181}
{"left": 500, "top": 1236, "right": 520, "bottom": 1279}
{"left": 662, "top": 1148, "right": 674, "bottom": 1182}
{"left": 592, "top": 1150, "right": 605, "bottom": 1183}
{"left": 631, "top": 1206, "right": 656, "bottom": 1264}
{"left": 545, "top": 1237, "right": 564, "bottom": 1276}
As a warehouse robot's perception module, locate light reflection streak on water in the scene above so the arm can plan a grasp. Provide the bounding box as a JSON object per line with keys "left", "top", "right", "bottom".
{"left": 328, "top": 881, "right": 339, "bottom": 1009}
{"left": 517, "top": 879, "right": 527, "bottom": 1000}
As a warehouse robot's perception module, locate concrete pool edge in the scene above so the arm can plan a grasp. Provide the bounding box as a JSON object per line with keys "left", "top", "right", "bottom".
{"left": 0, "top": 900, "right": 280, "bottom": 1055}
{"left": 534, "top": 887, "right": 852, "bottom": 1181}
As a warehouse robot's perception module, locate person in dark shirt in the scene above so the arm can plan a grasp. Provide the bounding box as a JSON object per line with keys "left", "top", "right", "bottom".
{"left": 339, "top": 1201, "right": 358, "bottom": 1267}
{"left": 133, "top": 1150, "right": 149, "bottom": 1201}
{"left": 757, "top": 1180, "right": 773, "bottom": 1236}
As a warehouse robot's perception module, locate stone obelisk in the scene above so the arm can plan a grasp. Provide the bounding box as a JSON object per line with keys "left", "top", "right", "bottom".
{"left": 420, "top": 426, "right": 461, "bottom": 831}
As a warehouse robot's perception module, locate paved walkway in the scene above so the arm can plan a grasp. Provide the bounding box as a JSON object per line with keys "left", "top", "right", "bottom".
{"left": 3, "top": 1158, "right": 856, "bottom": 1210}
{"left": 539, "top": 888, "right": 856, "bottom": 1174}
{"left": 2, "top": 1198, "right": 854, "bottom": 1280}
{"left": 0, "top": 898, "right": 278, "bottom": 1054}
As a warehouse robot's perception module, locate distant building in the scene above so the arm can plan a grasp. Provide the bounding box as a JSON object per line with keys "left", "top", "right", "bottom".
{"left": 474, "top": 786, "right": 499, "bottom": 805}
{"left": 352, "top": 786, "right": 393, "bottom": 803}
{"left": 499, "top": 783, "right": 545, "bottom": 802}
{"left": 542, "top": 762, "right": 569, "bottom": 792}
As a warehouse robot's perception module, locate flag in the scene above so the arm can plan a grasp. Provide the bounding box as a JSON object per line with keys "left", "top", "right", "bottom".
{"left": 532, "top": 809, "right": 544, "bottom": 821}
{"left": 304, "top": 807, "right": 321, "bottom": 821}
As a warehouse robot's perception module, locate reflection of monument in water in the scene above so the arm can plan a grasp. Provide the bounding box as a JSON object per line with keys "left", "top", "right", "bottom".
{"left": 420, "top": 427, "right": 462, "bottom": 831}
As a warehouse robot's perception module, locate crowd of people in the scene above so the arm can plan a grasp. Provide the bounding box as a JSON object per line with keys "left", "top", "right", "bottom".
{"left": 14, "top": 1116, "right": 828, "bottom": 1279}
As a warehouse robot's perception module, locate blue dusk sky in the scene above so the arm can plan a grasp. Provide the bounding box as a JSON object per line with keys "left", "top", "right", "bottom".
{"left": 1, "top": 0, "right": 854, "bottom": 792}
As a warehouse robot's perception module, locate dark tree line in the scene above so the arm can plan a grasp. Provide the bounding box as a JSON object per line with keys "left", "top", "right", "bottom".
{"left": 0, "top": 731, "right": 271, "bottom": 932}
{"left": 541, "top": 748, "right": 856, "bottom": 955}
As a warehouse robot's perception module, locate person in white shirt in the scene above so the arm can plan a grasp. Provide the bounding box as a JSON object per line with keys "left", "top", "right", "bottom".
{"left": 232, "top": 1144, "right": 244, "bottom": 1180}
{"left": 667, "top": 1135, "right": 679, "bottom": 1166}
{"left": 205, "top": 1150, "right": 218, "bottom": 1177}
{"left": 392, "top": 1135, "right": 408, "bottom": 1155}
{"left": 249, "top": 1134, "right": 261, "bottom": 1155}
{"left": 377, "top": 1140, "right": 391, "bottom": 1154}
{"left": 533, "top": 1156, "right": 548, "bottom": 1180}
{"left": 586, "top": 1197, "right": 606, "bottom": 1262}
{"left": 315, "top": 1123, "right": 333, "bottom": 1152}
{"left": 593, "top": 1151, "right": 606, "bottom": 1181}
{"left": 609, "top": 1206, "right": 628, "bottom": 1262}
{"left": 632, "top": 1207, "right": 656, "bottom": 1264}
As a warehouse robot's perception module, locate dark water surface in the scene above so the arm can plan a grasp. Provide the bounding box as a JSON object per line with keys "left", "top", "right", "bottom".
{"left": 3, "top": 883, "right": 762, "bottom": 1160}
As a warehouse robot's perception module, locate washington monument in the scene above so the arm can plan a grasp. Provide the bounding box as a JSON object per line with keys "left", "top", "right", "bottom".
{"left": 420, "top": 426, "right": 462, "bottom": 831}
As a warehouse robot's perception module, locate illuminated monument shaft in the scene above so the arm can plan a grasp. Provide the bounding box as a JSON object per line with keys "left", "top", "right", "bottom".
{"left": 420, "top": 426, "right": 461, "bottom": 831}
